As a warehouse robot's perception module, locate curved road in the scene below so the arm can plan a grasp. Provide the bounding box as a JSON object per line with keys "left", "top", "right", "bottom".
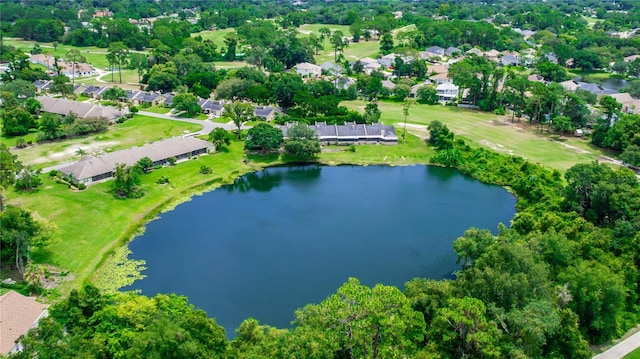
{"left": 137, "top": 110, "right": 249, "bottom": 135}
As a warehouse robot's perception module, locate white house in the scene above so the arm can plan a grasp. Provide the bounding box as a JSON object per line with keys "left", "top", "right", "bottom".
{"left": 436, "top": 83, "right": 459, "bottom": 103}
{"left": 294, "top": 62, "right": 321, "bottom": 77}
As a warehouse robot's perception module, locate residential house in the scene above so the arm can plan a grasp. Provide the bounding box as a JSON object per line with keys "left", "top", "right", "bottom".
{"left": 335, "top": 77, "right": 356, "bottom": 90}
{"left": 466, "top": 48, "right": 484, "bottom": 56}
{"left": 294, "top": 62, "right": 321, "bottom": 78}
{"left": 1, "top": 291, "right": 48, "bottom": 355}
{"left": 559, "top": 80, "right": 616, "bottom": 96}
{"left": 425, "top": 46, "right": 445, "bottom": 56}
{"left": 610, "top": 93, "right": 640, "bottom": 114}
{"left": 364, "top": 61, "right": 382, "bottom": 74}
{"left": 410, "top": 81, "right": 431, "bottom": 98}
{"left": 33, "top": 80, "right": 52, "bottom": 94}
{"left": 280, "top": 121, "right": 398, "bottom": 145}
{"left": 30, "top": 54, "right": 96, "bottom": 78}
{"left": 36, "top": 96, "right": 125, "bottom": 122}
{"left": 201, "top": 99, "right": 225, "bottom": 116}
{"left": 527, "top": 74, "right": 546, "bottom": 83}
{"left": 163, "top": 93, "right": 174, "bottom": 107}
{"left": 500, "top": 55, "right": 520, "bottom": 67}
{"left": 379, "top": 80, "right": 394, "bottom": 91}
{"left": 483, "top": 49, "right": 501, "bottom": 62}
{"left": 427, "top": 64, "right": 449, "bottom": 75}
{"left": 544, "top": 53, "right": 559, "bottom": 64}
{"left": 254, "top": 106, "right": 280, "bottom": 121}
{"left": 82, "top": 85, "right": 107, "bottom": 99}
{"left": 429, "top": 72, "right": 451, "bottom": 85}
{"left": 624, "top": 54, "right": 640, "bottom": 63}
{"left": 58, "top": 137, "right": 214, "bottom": 184}
{"left": 320, "top": 61, "right": 343, "bottom": 75}
{"left": 135, "top": 92, "right": 162, "bottom": 106}
{"left": 378, "top": 53, "right": 399, "bottom": 68}
{"left": 436, "top": 83, "right": 459, "bottom": 103}
{"left": 445, "top": 47, "right": 462, "bottom": 57}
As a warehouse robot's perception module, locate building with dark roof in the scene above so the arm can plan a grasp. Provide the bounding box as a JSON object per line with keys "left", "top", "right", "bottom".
{"left": 280, "top": 122, "right": 398, "bottom": 145}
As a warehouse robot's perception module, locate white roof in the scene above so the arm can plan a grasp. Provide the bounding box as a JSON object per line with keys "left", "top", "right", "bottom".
{"left": 294, "top": 62, "right": 320, "bottom": 70}
{"left": 436, "top": 83, "right": 459, "bottom": 90}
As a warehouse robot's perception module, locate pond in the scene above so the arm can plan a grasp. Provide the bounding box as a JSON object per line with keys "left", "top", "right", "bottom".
{"left": 125, "top": 165, "right": 516, "bottom": 336}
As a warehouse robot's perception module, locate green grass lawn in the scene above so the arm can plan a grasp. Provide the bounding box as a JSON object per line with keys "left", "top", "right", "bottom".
{"left": 341, "top": 100, "right": 612, "bottom": 172}
{"left": 5, "top": 115, "right": 201, "bottom": 168}
{"left": 3, "top": 38, "right": 130, "bottom": 69}
{"left": 143, "top": 105, "right": 171, "bottom": 114}
{"left": 178, "top": 113, "right": 208, "bottom": 120}
{"left": 624, "top": 347, "right": 640, "bottom": 359}
{"left": 191, "top": 28, "right": 237, "bottom": 48}
{"left": 298, "top": 24, "right": 351, "bottom": 37}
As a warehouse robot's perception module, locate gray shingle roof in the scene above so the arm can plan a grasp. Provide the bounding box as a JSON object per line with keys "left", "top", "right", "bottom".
{"left": 36, "top": 96, "right": 125, "bottom": 121}
{"left": 58, "top": 137, "right": 213, "bottom": 181}
{"left": 280, "top": 122, "right": 397, "bottom": 142}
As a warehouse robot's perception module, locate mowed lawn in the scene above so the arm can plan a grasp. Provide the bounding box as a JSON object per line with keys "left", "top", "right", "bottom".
{"left": 342, "top": 100, "right": 612, "bottom": 172}
{"left": 2, "top": 38, "right": 135, "bottom": 69}
{"left": 10, "top": 140, "right": 251, "bottom": 293}
{"left": 625, "top": 347, "right": 640, "bottom": 359}
{"left": 191, "top": 28, "right": 237, "bottom": 48}
{"left": 3, "top": 115, "right": 201, "bottom": 168}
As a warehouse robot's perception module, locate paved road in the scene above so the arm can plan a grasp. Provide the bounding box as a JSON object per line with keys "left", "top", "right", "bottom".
{"left": 137, "top": 110, "right": 245, "bottom": 135}
{"left": 593, "top": 330, "right": 640, "bottom": 359}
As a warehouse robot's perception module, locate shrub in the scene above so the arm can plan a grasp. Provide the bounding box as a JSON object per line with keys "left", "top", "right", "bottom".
{"left": 78, "top": 183, "right": 86, "bottom": 190}
{"left": 48, "top": 170, "right": 59, "bottom": 177}
{"left": 156, "top": 176, "right": 170, "bottom": 184}
{"left": 16, "top": 138, "right": 27, "bottom": 148}
{"left": 200, "top": 165, "right": 212, "bottom": 174}
{"left": 167, "top": 157, "right": 177, "bottom": 166}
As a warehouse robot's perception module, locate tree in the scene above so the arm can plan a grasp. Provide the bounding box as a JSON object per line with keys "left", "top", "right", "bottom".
{"left": 107, "top": 42, "right": 130, "bottom": 84}
{"left": 294, "top": 278, "right": 426, "bottom": 359}
{"left": 172, "top": 93, "right": 201, "bottom": 116}
{"left": 0, "top": 206, "right": 50, "bottom": 278}
{"left": 2, "top": 107, "right": 35, "bottom": 136}
{"left": 146, "top": 71, "right": 181, "bottom": 93}
{"left": 268, "top": 73, "right": 306, "bottom": 110}
{"left": 620, "top": 144, "right": 640, "bottom": 167}
{"left": 15, "top": 165, "right": 42, "bottom": 191}
{"left": 245, "top": 123, "right": 283, "bottom": 154}
{"left": 428, "top": 297, "right": 501, "bottom": 358}
{"left": 599, "top": 95, "right": 622, "bottom": 123}
{"left": 380, "top": 32, "right": 394, "bottom": 55}
{"left": 128, "top": 53, "right": 149, "bottom": 86}
{"left": 364, "top": 101, "right": 381, "bottom": 123}
{"left": 225, "top": 102, "right": 254, "bottom": 139}
{"left": 330, "top": 31, "right": 348, "bottom": 62}
{"left": 318, "top": 27, "right": 331, "bottom": 48}
{"left": 102, "top": 87, "right": 127, "bottom": 102}
{"left": 402, "top": 99, "right": 416, "bottom": 141}
{"left": 427, "top": 120, "right": 454, "bottom": 149}
{"left": 208, "top": 128, "right": 231, "bottom": 151}
{"left": 0, "top": 79, "right": 36, "bottom": 99}
{"left": 224, "top": 33, "right": 239, "bottom": 61}
{"left": 24, "top": 98, "right": 42, "bottom": 115}
{"left": 49, "top": 75, "right": 73, "bottom": 97}
{"left": 558, "top": 260, "right": 626, "bottom": 343}
{"left": 393, "top": 84, "right": 411, "bottom": 101}
{"left": 0, "top": 144, "right": 21, "bottom": 210}
{"left": 136, "top": 157, "right": 154, "bottom": 173}
{"left": 284, "top": 122, "right": 320, "bottom": 157}
{"left": 39, "top": 113, "right": 62, "bottom": 140}
{"left": 551, "top": 115, "right": 572, "bottom": 134}
{"left": 65, "top": 49, "right": 86, "bottom": 85}
{"left": 112, "top": 163, "right": 142, "bottom": 199}
{"left": 417, "top": 85, "right": 439, "bottom": 105}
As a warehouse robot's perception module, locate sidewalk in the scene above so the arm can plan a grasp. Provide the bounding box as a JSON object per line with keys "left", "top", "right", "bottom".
{"left": 593, "top": 330, "right": 640, "bottom": 359}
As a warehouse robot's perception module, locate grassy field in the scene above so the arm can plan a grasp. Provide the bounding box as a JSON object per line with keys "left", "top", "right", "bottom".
{"left": 625, "top": 347, "right": 640, "bottom": 359}
{"left": 3, "top": 38, "right": 130, "bottom": 69}
{"left": 298, "top": 24, "right": 351, "bottom": 37}
{"left": 342, "top": 100, "right": 613, "bottom": 172}
{"left": 191, "top": 28, "right": 237, "bottom": 48}
{"left": 3, "top": 115, "right": 201, "bottom": 168}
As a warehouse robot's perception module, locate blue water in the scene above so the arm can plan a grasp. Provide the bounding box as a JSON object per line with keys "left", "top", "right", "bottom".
{"left": 125, "top": 165, "right": 516, "bottom": 336}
